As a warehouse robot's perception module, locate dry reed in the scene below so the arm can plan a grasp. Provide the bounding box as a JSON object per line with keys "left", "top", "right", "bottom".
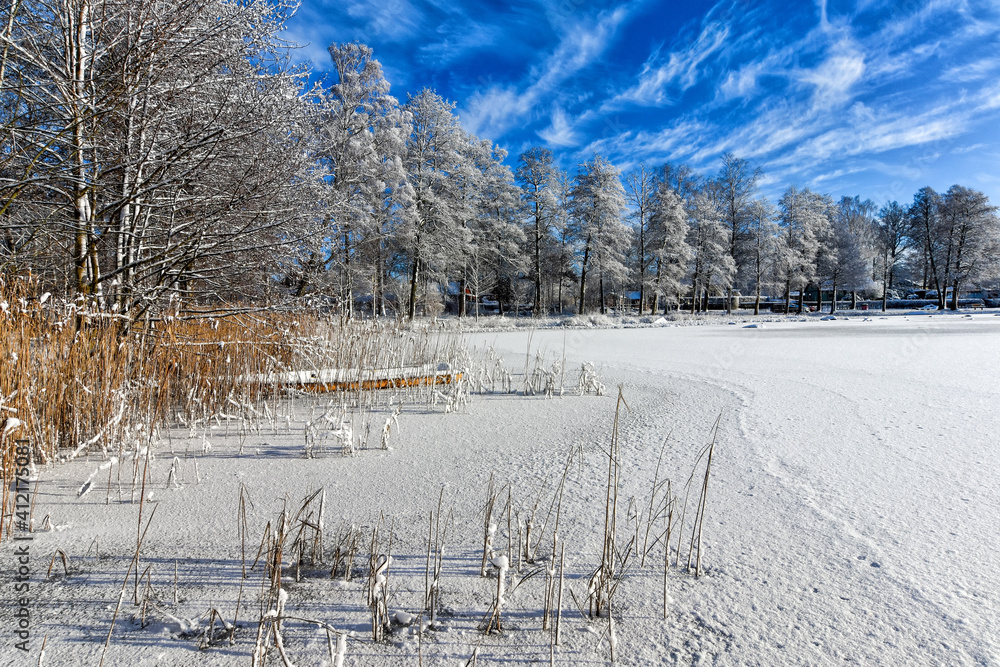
{"left": 0, "top": 276, "right": 463, "bottom": 537}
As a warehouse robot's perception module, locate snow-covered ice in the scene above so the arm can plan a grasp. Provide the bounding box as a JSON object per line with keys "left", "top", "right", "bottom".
{"left": 3, "top": 313, "right": 999, "bottom": 665}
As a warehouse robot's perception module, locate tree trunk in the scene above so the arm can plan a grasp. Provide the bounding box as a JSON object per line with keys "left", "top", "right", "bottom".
{"left": 533, "top": 199, "right": 543, "bottom": 317}
{"left": 556, "top": 271, "right": 563, "bottom": 315}
{"left": 343, "top": 228, "right": 354, "bottom": 319}
{"left": 652, "top": 257, "right": 663, "bottom": 316}
{"left": 922, "top": 245, "right": 929, "bottom": 289}
{"left": 407, "top": 254, "right": 420, "bottom": 320}
{"left": 459, "top": 272, "right": 467, "bottom": 318}
{"left": 599, "top": 271, "right": 606, "bottom": 315}
{"left": 70, "top": 1, "right": 93, "bottom": 298}
{"left": 87, "top": 231, "right": 101, "bottom": 303}
{"left": 578, "top": 237, "right": 591, "bottom": 315}
{"left": 378, "top": 246, "right": 388, "bottom": 316}
{"left": 640, "top": 191, "right": 652, "bottom": 315}
{"left": 882, "top": 260, "right": 889, "bottom": 312}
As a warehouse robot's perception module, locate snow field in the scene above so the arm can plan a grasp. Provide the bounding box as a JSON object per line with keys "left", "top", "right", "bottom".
{"left": 2, "top": 313, "right": 999, "bottom": 666}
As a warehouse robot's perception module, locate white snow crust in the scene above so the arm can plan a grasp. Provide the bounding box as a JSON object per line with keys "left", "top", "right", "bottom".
{"left": 3, "top": 313, "right": 998, "bottom": 666}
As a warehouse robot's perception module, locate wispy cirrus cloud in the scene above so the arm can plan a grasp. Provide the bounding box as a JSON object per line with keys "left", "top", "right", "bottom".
{"left": 460, "top": 5, "right": 633, "bottom": 140}
{"left": 344, "top": 0, "right": 426, "bottom": 41}
{"left": 537, "top": 107, "right": 581, "bottom": 147}
{"left": 943, "top": 56, "right": 1000, "bottom": 83}
{"left": 415, "top": 20, "right": 500, "bottom": 66}
{"left": 580, "top": 118, "right": 713, "bottom": 168}
{"left": 796, "top": 45, "right": 866, "bottom": 111}
{"left": 606, "top": 21, "right": 729, "bottom": 108}
{"left": 583, "top": 0, "right": 999, "bottom": 197}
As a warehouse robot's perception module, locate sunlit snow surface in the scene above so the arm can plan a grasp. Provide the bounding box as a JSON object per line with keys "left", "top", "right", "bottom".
{"left": 5, "top": 313, "right": 999, "bottom": 665}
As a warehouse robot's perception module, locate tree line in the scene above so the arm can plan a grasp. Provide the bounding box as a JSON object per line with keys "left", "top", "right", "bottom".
{"left": 3, "top": 2, "right": 998, "bottom": 319}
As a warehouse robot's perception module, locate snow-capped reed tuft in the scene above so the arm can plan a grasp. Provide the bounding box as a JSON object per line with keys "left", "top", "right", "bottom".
{"left": 684, "top": 416, "right": 720, "bottom": 578}
{"left": 424, "top": 491, "right": 450, "bottom": 630}
{"left": 367, "top": 516, "right": 394, "bottom": 641}
{"left": 577, "top": 362, "right": 606, "bottom": 396}
{"left": 588, "top": 387, "right": 630, "bottom": 619}
{"left": 480, "top": 474, "right": 502, "bottom": 577}
{"left": 484, "top": 554, "right": 510, "bottom": 634}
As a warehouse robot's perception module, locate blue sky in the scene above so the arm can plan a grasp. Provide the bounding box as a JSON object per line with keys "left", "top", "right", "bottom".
{"left": 282, "top": 0, "right": 1000, "bottom": 206}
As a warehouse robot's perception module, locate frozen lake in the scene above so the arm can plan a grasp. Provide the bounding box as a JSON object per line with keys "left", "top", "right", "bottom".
{"left": 469, "top": 313, "right": 1000, "bottom": 665}
{"left": 7, "top": 313, "right": 999, "bottom": 665}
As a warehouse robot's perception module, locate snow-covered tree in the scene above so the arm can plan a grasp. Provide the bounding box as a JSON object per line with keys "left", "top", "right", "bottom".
{"left": 469, "top": 141, "right": 524, "bottom": 316}
{"left": 745, "top": 197, "right": 780, "bottom": 314}
{"left": 825, "top": 196, "right": 875, "bottom": 312}
{"left": 647, "top": 178, "right": 692, "bottom": 313}
{"left": 714, "top": 153, "right": 761, "bottom": 311}
{"left": 776, "top": 186, "right": 832, "bottom": 313}
{"left": 401, "top": 89, "right": 468, "bottom": 319}
{"left": 939, "top": 185, "right": 1000, "bottom": 309}
{"left": 1, "top": 0, "right": 317, "bottom": 314}
{"left": 907, "top": 187, "right": 945, "bottom": 306}
{"left": 658, "top": 162, "right": 701, "bottom": 201}
{"left": 549, "top": 171, "right": 575, "bottom": 313}
{"left": 308, "top": 42, "right": 412, "bottom": 316}
{"left": 624, "top": 164, "right": 658, "bottom": 313}
{"left": 447, "top": 135, "right": 487, "bottom": 317}
{"left": 686, "top": 187, "right": 734, "bottom": 314}
{"left": 516, "top": 147, "right": 561, "bottom": 316}
{"left": 569, "top": 156, "right": 629, "bottom": 315}
{"left": 874, "top": 201, "right": 911, "bottom": 310}
{"left": 360, "top": 100, "right": 414, "bottom": 316}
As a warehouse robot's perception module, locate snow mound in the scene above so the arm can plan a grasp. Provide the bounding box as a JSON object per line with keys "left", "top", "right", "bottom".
{"left": 821, "top": 316, "right": 837, "bottom": 321}
{"left": 1, "top": 417, "right": 23, "bottom": 438}
{"left": 743, "top": 323, "right": 764, "bottom": 329}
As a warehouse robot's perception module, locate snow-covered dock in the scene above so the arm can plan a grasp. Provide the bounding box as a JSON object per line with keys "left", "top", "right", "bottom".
{"left": 245, "top": 364, "right": 462, "bottom": 393}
